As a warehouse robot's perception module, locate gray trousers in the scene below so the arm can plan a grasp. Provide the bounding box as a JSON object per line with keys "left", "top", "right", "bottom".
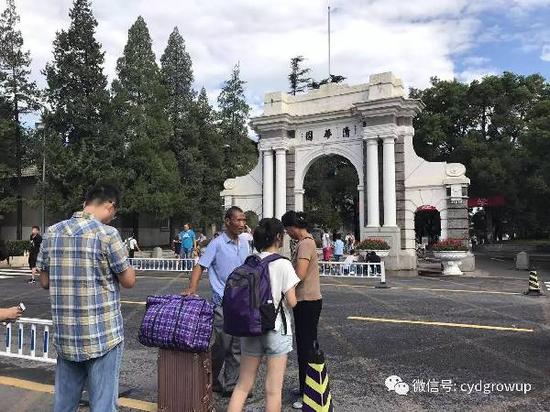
{"left": 212, "top": 305, "right": 241, "bottom": 392}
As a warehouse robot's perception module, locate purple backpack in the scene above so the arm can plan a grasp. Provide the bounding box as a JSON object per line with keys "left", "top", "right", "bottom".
{"left": 138, "top": 295, "right": 214, "bottom": 352}
{"left": 223, "top": 254, "right": 287, "bottom": 337}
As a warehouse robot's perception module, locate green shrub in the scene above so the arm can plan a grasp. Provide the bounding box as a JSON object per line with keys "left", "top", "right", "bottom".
{"left": 355, "top": 238, "right": 390, "bottom": 250}
{"left": 6, "top": 240, "right": 30, "bottom": 256}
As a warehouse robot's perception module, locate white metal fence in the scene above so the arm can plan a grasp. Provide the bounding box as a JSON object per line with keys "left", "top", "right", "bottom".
{"left": 128, "top": 257, "right": 387, "bottom": 284}
{"left": 318, "top": 261, "right": 386, "bottom": 284}
{"left": 129, "top": 258, "right": 196, "bottom": 272}
{"left": 1, "top": 317, "right": 56, "bottom": 364}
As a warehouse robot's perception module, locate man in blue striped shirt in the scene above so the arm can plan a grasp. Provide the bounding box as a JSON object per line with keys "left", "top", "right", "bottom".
{"left": 37, "top": 184, "right": 136, "bottom": 412}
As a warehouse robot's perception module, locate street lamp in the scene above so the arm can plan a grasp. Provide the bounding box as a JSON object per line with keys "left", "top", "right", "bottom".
{"left": 35, "top": 122, "right": 45, "bottom": 231}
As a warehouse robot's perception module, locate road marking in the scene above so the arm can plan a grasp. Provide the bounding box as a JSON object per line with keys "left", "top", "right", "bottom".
{"left": 121, "top": 300, "right": 146, "bottom": 305}
{"left": 118, "top": 397, "right": 157, "bottom": 411}
{"left": 490, "top": 258, "right": 507, "bottom": 262}
{"left": 348, "top": 316, "right": 534, "bottom": 333}
{"left": 321, "top": 283, "right": 520, "bottom": 295}
{"left": 0, "top": 275, "right": 14, "bottom": 279}
{"left": 0, "top": 269, "right": 31, "bottom": 277}
{"left": 0, "top": 376, "right": 158, "bottom": 411}
{"left": 0, "top": 376, "right": 54, "bottom": 394}
{"left": 396, "top": 286, "right": 520, "bottom": 296}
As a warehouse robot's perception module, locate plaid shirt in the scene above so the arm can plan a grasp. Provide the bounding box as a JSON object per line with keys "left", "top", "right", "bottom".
{"left": 36, "top": 211, "right": 130, "bottom": 361}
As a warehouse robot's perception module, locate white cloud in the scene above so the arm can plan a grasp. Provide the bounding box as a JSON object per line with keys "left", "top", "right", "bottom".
{"left": 2, "top": 0, "right": 549, "bottom": 118}
{"left": 458, "top": 68, "right": 498, "bottom": 83}
{"left": 462, "top": 56, "right": 491, "bottom": 66}
{"left": 541, "top": 45, "right": 550, "bottom": 61}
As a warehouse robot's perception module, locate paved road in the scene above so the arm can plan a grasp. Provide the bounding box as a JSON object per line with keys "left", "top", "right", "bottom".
{"left": 1, "top": 256, "right": 550, "bottom": 411}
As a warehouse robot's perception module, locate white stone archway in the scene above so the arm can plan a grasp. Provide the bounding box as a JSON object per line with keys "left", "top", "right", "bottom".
{"left": 221, "top": 72, "right": 471, "bottom": 270}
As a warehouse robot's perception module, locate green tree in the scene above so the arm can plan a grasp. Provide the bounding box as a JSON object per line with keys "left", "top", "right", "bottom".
{"left": 0, "top": 96, "right": 16, "bottom": 214}
{"left": 160, "top": 27, "right": 202, "bottom": 225}
{"left": 217, "top": 64, "right": 257, "bottom": 178}
{"left": 195, "top": 87, "right": 224, "bottom": 229}
{"left": 0, "top": 0, "right": 40, "bottom": 238}
{"left": 161, "top": 27, "right": 195, "bottom": 121}
{"left": 411, "top": 73, "right": 550, "bottom": 238}
{"left": 288, "top": 56, "right": 311, "bottom": 95}
{"left": 309, "top": 74, "right": 347, "bottom": 90}
{"left": 43, "top": 0, "right": 122, "bottom": 217}
{"left": 304, "top": 155, "right": 359, "bottom": 233}
{"left": 112, "top": 16, "right": 181, "bottom": 234}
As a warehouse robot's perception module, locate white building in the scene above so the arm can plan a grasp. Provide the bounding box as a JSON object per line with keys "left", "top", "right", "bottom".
{"left": 221, "top": 72, "right": 470, "bottom": 270}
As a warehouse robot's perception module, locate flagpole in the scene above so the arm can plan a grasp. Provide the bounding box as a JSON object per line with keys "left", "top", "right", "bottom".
{"left": 328, "top": 1, "right": 331, "bottom": 77}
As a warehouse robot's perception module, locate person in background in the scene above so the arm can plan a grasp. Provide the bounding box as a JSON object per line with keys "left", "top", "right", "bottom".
{"left": 345, "top": 232, "right": 355, "bottom": 254}
{"left": 333, "top": 233, "right": 344, "bottom": 262}
{"left": 27, "top": 226, "right": 43, "bottom": 284}
{"left": 196, "top": 231, "right": 207, "bottom": 247}
{"left": 342, "top": 250, "right": 359, "bottom": 275}
{"left": 242, "top": 225, "right": 254, "bottom": 249}
{"left": 321, "top": 228, "right": 331, "bottom": 261}
{"left": 125, "top": 234, "right": 140, "bottom": 259}
{"left": 281, "top": 211, "right": 323, "bottom": 410}
{"left": 228, "top": 218, "right": 299, "bottom": 412}
{"left": 179, "top": 223, "right": 197, "bottom": 270}
{"left": 181, "top": 207, "right": 251, "bottom": 397}
{"left": 172, "top": 234, "right": 182, "bottom": 257}
{"left": 368, "top": 251, "right": 381, "bottom": 275}
{"left": 37, "top": 184, "right": 136, "bottom": 412}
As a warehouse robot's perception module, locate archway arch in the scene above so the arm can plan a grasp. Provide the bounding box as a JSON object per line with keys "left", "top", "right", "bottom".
{"left": 295, "top": 143, "right": 364, "bottom": 192}
{"left": 414, "top": 205, "right": 441, "bottom": 246}
{"left": 303, "top": 154, "right": 360, "bottom": 239}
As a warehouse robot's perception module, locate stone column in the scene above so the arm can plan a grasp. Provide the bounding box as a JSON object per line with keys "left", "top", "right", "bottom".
{"left": 366, "top": 139, "right": 380, "bottom": 227}
{"left": 224, "top": 195, "right": 233, "bottom": 210}
{"left": 275, "top": 147, "right": 287, "bottom": 219}
{"left": 358, "top": 184, "right": 365, "bottom": 231}
{"left": 383, "top": 136, "right": 397, "bottom": 227}
{"left": 295, "top": 189, "right": 305, "bottom": 212}
{"left": 262, "top": 149, "right": 274, "bottom": 218}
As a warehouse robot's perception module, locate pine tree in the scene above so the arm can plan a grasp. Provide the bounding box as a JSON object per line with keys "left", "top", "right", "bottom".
{"left": 0, "top": 96, "right": 16, "bottom": 215}
{"left": 288, "top": 55, "right": 311, "bottom": 95}
{"left": 217, "top": 64, "right": 257, "bottom": 178}
{"left": 43, "top": 0, "right": 122, "bottom": 217}
{"left": 112, "top": 16, "right": 181, "bottom": 234}
{"left": 0, "top": 0, "right": 40, "bottom": 238}
{"left": 195, "top": 87, "right": 224, "bottom": 228}
{"left": 161, "top": 27, "right": 195, "bottom": 126}
{"left": 160, "top": 27, "right": 202, "bottom": 225}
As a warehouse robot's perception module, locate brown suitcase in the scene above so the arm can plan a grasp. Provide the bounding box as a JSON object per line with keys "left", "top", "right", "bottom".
{"left": 158, "top": 349, "right": 214, "bottom": 412}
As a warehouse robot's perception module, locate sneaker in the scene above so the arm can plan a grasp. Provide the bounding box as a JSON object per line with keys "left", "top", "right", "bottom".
{"left": 27, "top": 278, "right": 36, "bottom": 284}
{"left": 291, "top": 400, "right": 303, "bottom": 409}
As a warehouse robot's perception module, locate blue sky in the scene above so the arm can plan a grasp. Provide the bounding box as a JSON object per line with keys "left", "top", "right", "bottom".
{"left": 3, "top": 0, "right": 550, "bottom": 119}
{"left": 453, "top": 5, "right": 550, "bottom": 81}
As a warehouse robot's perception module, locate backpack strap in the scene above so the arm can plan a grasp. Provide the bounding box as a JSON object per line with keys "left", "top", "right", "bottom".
{"left": 275, "top": 292, "right": 288, "bottom": 335}
{"left": 260, "top": 254, "right": 289, "bottom": 334}
{"left": 259, "top": 253, "right": 288, "bottom": 266}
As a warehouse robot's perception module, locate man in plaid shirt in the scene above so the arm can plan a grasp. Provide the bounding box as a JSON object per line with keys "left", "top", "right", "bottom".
{"left": 37, "top": 184, "right": 136, "bottom": 412}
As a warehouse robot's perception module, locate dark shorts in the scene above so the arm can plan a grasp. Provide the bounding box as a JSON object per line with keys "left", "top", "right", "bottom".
{"left": 28, "top": 254, "right": 37, "bottom": 269}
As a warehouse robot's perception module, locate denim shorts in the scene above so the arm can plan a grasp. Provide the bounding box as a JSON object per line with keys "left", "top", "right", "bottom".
{"left": 241, "top": 330, "right": 293, "bottom": 358}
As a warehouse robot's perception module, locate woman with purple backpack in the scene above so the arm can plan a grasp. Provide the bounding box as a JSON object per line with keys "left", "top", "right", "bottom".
{"left": 281, "top": 211, "right": 323, "bottom": 410}
{"left": 227, "top": 218, "right": 300, "bottom": 412}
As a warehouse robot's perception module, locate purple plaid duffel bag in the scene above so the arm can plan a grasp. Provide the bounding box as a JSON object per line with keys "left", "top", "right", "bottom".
{"left": 138, "top": 295, "right": 214, "bottom": 352}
